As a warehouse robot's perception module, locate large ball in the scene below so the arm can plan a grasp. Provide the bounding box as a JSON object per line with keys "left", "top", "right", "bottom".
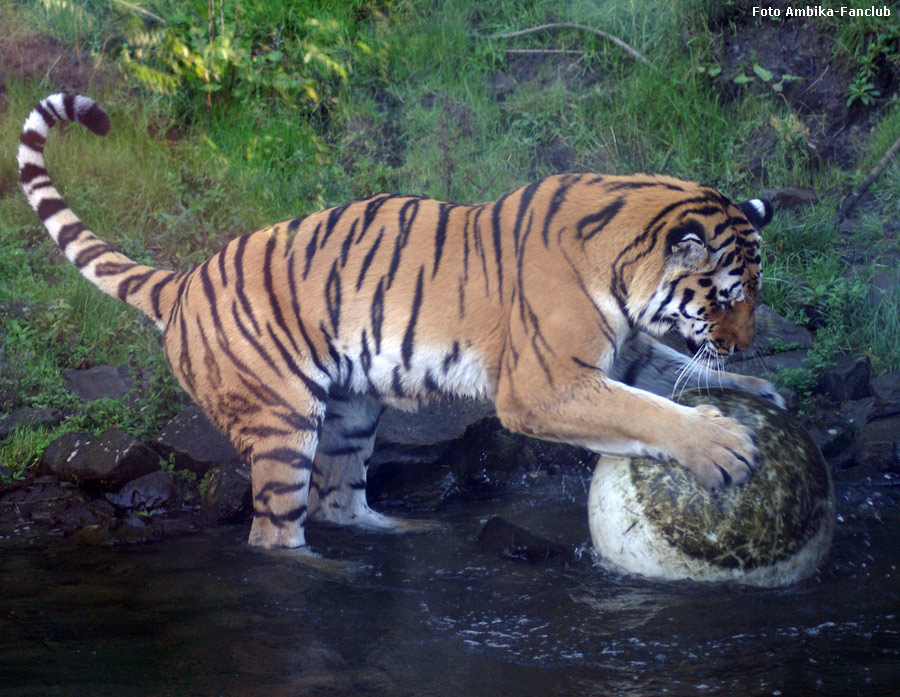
{"left": 588, "top": 388, "right": 835, "bottom": 587}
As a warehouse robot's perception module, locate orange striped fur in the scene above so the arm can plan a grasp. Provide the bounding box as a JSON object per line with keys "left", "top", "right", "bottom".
{"left": 20, "top": 94, "right": 778, "bottom": 550}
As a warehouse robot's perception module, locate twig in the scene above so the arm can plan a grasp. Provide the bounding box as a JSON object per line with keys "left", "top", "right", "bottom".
{"left": 38, "top": 55, "right": 62, "bottom": 90}
{"left": 505, "top": 49, "right": 584, "bottom": 56}
{"left": 0, "top": 496, "right": 68, "bottom": 505}
{"left": 110, "top": 0, "right": 166, "bottom": 25}
{"left": 484, "top": 22, "right": 658, "bottom": 72}
{"left": 797, "top": 64, "right": 829, "bottom": 99}
{"left": 836, "top": 132, "right": 900, "bottom": 221}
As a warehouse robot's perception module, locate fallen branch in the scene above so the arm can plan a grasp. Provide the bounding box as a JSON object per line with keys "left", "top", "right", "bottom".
{"left": 837, "top": 132, "right": 900, "bottom": 221}
{"left": 484, "top": 22, "right": 658, "bottom": 72}
{"left": 504, "top": 48, "right": 585, "bottom": 56}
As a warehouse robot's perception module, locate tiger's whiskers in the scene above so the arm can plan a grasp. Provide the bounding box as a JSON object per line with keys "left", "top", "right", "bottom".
{"left": 672, "top": 341, "right": 716, "bottom": 401}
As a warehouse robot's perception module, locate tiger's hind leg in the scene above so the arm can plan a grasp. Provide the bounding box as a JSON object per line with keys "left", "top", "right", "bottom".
{"left": 309, "top": 389, "right": 439, "bottom": 533}
{"left": 240, "top": 400, "right": 326, "bottom": 550}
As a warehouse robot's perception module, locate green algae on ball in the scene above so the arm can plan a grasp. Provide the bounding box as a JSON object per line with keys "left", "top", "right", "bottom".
{"left": 588, "top": 388, "right": 835, "bottom": 587}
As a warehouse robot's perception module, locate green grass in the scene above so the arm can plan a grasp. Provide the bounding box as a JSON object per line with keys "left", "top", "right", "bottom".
{"left": 1, "top": 0, "right": 899, "bottom": 473}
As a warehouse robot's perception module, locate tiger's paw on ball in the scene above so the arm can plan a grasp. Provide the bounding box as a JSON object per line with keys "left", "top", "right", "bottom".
{"left": 589, "top": 388, "right": 835, "bottom": 587}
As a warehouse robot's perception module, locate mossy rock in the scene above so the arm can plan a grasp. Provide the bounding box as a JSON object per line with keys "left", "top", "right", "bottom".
{"left": 588, "top": 388, "right": 835, "bottom": 587}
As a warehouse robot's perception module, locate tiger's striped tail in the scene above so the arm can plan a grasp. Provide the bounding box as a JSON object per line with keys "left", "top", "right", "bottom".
{"left": 18, "top": 93, "right": 176, "bottom": 328}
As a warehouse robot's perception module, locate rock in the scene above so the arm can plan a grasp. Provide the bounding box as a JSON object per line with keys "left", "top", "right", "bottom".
{"left": 200, "top": 462, "right": 251, "bottom": 523}
{"left": 41, "top": 428, "right": 162, "bottom": 491}
{"left": 74, "top": 513, "right": 198, "bottom": 546}
{"left": 839, "top": 397, "right": 875, "bottom": 430}
{"left": 377, "top": 399, "right": 494, "bottom": 447}
{"left": 537, "top": 137, "right": 576, "bottom": 172}
{"left": 105, "top": 470, "right": 180, "bottom": 511}
{"left": 804, "top": 422, "right": 855, "bottom": 469}
{"left": 63, "top": 364, "right": 135, "bottom": 401}
{"left": 75, "top": 519, "right": 163, "bottom": 546}
{"left": 39, "top": 431, "right": 92, "bottom": 473}
{"left": 802, "top": 398, "right": 874, "bottom": 471}
{"left": 752, "top": 304, "right": 814, "bottom": 353}
{"left": 718, "top": 309, "right": 813, "bottom": 372}
{"left": 865, "top": 268, "right": 899, "bottom": 312}
{"left": 487, "top": 71, "right": 517, "bottom": 101}
{"left": 155, "top": 405, "right": 241, "bottom": 476}
{"left": 435, "top": 418, "right": 538, "bottom": 497}
{"left": 370, "top": 418, "right": 541, "bottom": 507}
{"left": 0, "top": 407, "right": 64, "bottom": 440}
{"left": 372, "top": 399, "right": 495, "bottom": 465}
{"left": 760, "top": 187, "right": 819, "bottom": 209}
{"left": 854, "top": 415, "right": 900, "bottom": 473}
{"left": 477, "top": 516, "right": 572, "bottom": 564}
{"left": 366, "top": 459, "right": 454, "bottom": 508}
{"left": 870, "top": 371, "right": 900, "bottom": 419}
{"left": 818, "top": 354, "right": 872, "bottom": 401}
{"left": 46, "top": 498, "right": 118, "bottom": 531}
{"left": 728, "top": 348, "right": 810, "bottom": 382}
{"left": 0, "top": 476, "right": 116, "bottom": 531}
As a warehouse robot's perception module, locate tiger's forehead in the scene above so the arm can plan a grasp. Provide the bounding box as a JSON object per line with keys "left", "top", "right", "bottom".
{"left": 706, "top": 208, "right": 762, "bottom": 286}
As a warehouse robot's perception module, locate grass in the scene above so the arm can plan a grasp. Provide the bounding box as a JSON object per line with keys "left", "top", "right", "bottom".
{"left": 1, "top": 0, "right": 899, "bottom": 474}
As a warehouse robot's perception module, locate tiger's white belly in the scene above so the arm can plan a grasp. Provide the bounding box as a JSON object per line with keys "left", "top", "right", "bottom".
{"left": 337, "top": 339, "right": 493, "bottom": 408}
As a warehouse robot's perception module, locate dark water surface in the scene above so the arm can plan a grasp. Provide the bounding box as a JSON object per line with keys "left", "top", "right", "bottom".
{"left": 2, "top": 473, "right": 898, "bottom": 697}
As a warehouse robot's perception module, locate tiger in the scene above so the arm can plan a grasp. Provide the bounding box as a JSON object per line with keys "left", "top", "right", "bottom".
{"left": 19, "top": 93, "right": 781, "bottom": 551}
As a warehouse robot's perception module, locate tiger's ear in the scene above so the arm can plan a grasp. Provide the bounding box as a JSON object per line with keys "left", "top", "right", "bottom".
{"left": 738, "top": 198, "right": 773, "bottom": 229}
{"left": 665, "top": 220, "right": 710, "bottom": 271}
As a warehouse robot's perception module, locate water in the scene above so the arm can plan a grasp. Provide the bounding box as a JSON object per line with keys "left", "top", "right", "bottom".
{"left": 2, "top": 473, "right": 898, "bottom": 697}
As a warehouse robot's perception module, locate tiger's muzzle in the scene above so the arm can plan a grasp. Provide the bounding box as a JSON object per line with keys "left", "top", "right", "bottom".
{"left": 708, "top": 298, "right": 757, "bottom": 355}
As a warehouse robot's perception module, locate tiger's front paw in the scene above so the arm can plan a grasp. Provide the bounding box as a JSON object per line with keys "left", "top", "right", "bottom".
{"left": 674, "top": 405, "right": 759, "bottom": 488}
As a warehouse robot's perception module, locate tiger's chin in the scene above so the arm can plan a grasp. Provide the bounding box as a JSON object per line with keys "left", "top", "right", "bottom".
{"left": 684, "top": 336, "right": 735, "bottom": 358}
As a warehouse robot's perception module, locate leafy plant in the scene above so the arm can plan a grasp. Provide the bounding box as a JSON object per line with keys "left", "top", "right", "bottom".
{"left": 118, "top": 14, "right": 348, "bottom": 109}
{"left": 732, "top": 63, "right": 803, "bottom": 94}
{"left": 847, "top": 74, "right": 880, "bottom": 107}
{"left": 838, "top": 15, "right": 899, "bottom": 106}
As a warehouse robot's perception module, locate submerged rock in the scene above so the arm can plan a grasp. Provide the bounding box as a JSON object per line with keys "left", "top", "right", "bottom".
{"left": 73, "top": 516, "right": 196, "bottom": 546}
{"left": 436, "top": 418, "right": 538, "bottom": 497}
{"left": 0, "top": 476, "right": 116, "bottom": 531}
{"left": 478, "top": 516, "right": 572, "bottom": 564}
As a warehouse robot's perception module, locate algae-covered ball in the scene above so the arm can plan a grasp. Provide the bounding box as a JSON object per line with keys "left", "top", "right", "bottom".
{"left": 588, "top": 388, "right": 835, "bottom": 587}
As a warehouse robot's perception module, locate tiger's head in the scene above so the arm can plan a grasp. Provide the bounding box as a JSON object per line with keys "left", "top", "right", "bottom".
{"left": 629, "top": 187, "right": 773, "bottom": 357}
